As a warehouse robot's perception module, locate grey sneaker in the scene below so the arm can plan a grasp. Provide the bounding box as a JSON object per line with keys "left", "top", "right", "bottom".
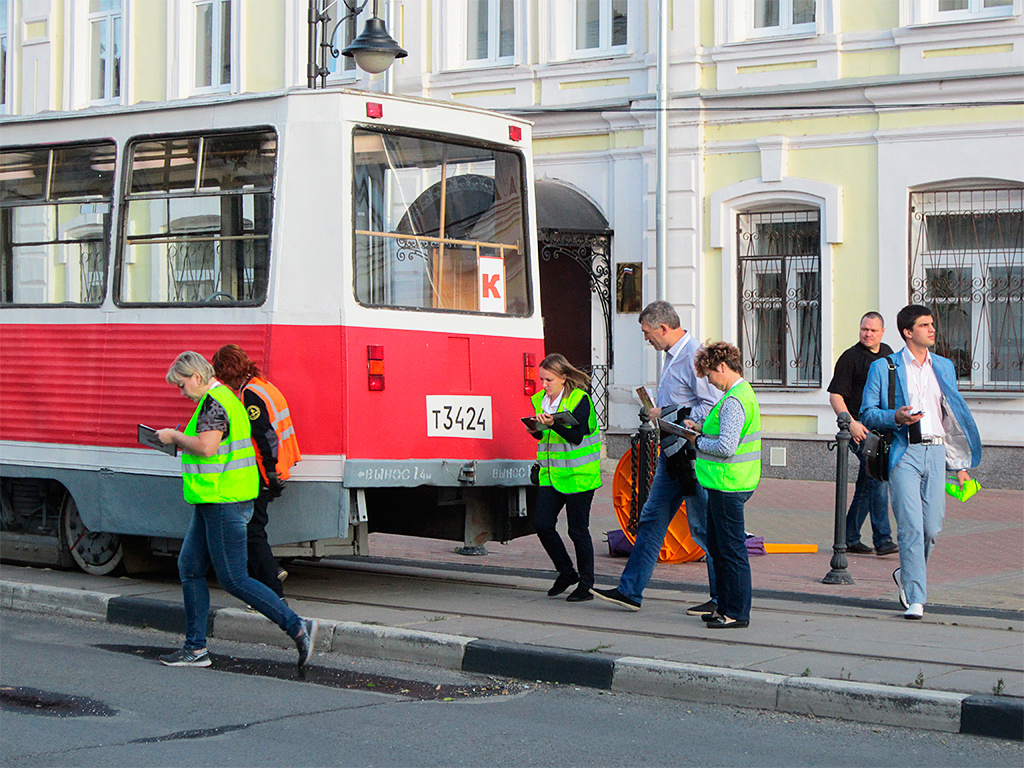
{"left": 295, "top": 618, "right": 319, "bottom": 670}
{"left": 159, "top": 647, "right": 211, "bottom": 667}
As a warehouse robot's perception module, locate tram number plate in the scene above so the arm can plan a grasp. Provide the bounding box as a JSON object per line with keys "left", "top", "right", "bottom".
{"left": 426, "top": 396, "right": 493, "bottom": 439}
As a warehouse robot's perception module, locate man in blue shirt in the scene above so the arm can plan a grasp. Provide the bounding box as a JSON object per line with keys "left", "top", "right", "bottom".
{"left": 860, "top": 305, "right": 981, "bottom": 620}
{"left": 593, "top": 301, "right": 721, "bottom": 615}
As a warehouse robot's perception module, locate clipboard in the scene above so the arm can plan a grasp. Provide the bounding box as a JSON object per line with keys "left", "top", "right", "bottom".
{"left": 138, "top": 424, "right": 178, "bottom": 456}
{"left": 521, "top": 411, "right": 579, "bottom": 431}
{"left": 635, "top": 386, "right": 656, "bottom": 411}
{"left": 658, "top": 419, "right": 699, "bottom": 440}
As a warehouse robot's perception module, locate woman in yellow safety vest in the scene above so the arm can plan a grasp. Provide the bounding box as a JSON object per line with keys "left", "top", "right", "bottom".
{"left": 155, "top": 351, "right": 317, "bottom": 670}
{"left": 526, "top": 353, "right": 602, "bottom": 602}
{"left": 683, "top": 342, "right": 761, "bottom": 629}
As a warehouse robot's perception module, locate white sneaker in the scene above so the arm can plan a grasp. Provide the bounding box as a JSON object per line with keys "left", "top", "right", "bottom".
{"left": 904, "top": 603, "right": 924, "bottom": 620}
{"left": 893, "top": 568, "right": 909, "bottom": 609}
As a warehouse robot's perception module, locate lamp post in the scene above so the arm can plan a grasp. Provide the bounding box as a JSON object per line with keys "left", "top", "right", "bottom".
{"left": 822, "top": 411, "right": 855, "bottom": 585}
{"left": 307, "top": 0, "right": 406, "bottom": 88}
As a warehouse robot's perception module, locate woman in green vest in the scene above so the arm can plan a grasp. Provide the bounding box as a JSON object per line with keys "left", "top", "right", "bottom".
{"left": 526, "top": 354, "right": 602, "bottom": 603}
{"left": 155, "top": 351, "right": 317, "bottom": 670}
{"left": 683, "top": 342, "right": 761, "bottom": 629}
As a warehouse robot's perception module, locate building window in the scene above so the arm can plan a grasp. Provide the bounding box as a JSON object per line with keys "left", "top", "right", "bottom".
{"left": 118, "top": 130, "right": 275, "bottom": 305}
{"left": 0, "top": 0, "right": 8, "bottom": 113}
{"left": 737, "top": 210, "right": 821, "bottom": 388}
{"left": 921, "top": 0, "right": 1016, "bottom": 23}
{"left": 467, "top": 0, "right": 514, "bottom": 63}
{"left": 0, "top": 143, "right": 116, "bottom": 305}
{"left": 194, "top": 0, "right": 231, "bottom": 92}
{"left": 322, "top": 0, "right": 367, "bottom": 78}
{"left": 575, "top": 0, "right": 627, "bottom": 54}
{"left": 753, "top": 0, "right": 815, "bottom": 33}
{"left": 89, "top": 0, "right": 122, "bottom": 103}
{"left": 910, "top": 188, "right": 1023, "bottom": 391}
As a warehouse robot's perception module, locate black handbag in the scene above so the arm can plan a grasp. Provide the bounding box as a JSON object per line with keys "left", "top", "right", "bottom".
{"left": 530, "top": 462, "right": 540, "bottom": 485}
{"left": 862, "top": 358, "right": 897, "bottom": 482}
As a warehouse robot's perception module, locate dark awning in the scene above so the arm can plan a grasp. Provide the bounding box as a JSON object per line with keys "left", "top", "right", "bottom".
{"left": 535, "top": 181, "right": 610, "bottom": 233}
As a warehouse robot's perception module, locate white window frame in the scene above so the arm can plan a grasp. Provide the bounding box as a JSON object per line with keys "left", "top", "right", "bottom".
{"left": 465, "top": 0, "right": 515, "bottom": 65}
{"left": 322, "top": 1, "right": 368, "bottom": 81}
{"left": 0, "top": 0, "right": 9, "bottom": 114}
{"left": 87, "top": 1, "right": 123, "bottom": 105}
{"left": 191, "top": 0, "right": 233, "bottom": 95}
{"left": 902, "top": 0, "right": 1019, "bottom": 26}
{"left": 716, "top": 0, "right": 831, "bottom": 45}
{"left": 572, "top": 0, "right": 628, "bottom": 57}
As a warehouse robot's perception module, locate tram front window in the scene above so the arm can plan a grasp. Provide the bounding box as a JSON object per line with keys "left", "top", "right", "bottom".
{"left": 354, "top": 129, "right": 530, "bottom": 316}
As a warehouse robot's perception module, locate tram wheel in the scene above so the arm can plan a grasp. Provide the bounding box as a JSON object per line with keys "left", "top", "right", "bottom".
{"left": 59, "top": 493, "right": 124, "bottom": 576}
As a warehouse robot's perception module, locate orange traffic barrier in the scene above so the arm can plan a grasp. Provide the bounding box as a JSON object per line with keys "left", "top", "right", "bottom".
{"left": 612, "top": 449, "right": 705, "bottom": 564}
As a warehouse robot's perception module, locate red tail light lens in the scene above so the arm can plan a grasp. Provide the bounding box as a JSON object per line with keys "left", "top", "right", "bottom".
{"left": 509, "top": 125, "right": 522, "bottom": 142}
{"left": 368, "top": 345, "right": 385, "bottom": 391}
{"left": 524, "top": 352, "right": 537, "bottom": 395}
{"left": 366, "top": 102, "right": 383, "bottom": 119}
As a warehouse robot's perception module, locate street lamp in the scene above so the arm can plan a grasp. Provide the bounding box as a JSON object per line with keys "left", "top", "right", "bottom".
{"left": 307, "top": 0, "right": 406, "bottom": 88}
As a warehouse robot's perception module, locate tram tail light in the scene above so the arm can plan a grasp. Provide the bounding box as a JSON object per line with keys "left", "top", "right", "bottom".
{"left": 366, "top": 102, "right": 383, "bottom": 119}
{"left": 509, "top": 125, "right": 522, "bottom": 142}
{"left": 367, "top": 345, "right": 385, "bottom": 391}
{"left": 524, "top": 352, "right": 537, "bottom": 395}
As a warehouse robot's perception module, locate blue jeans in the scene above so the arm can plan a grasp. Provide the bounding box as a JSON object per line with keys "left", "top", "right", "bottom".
{"left": 617, "top": 455, "right": 716, "bottom": 604}
{"left": 845, "top": 442, "right": 892, "bottom": 548}
{"left": 178, "top": 501, "right": 302, "bottom": 651}
{"left": 705, "top": 488, "right": 753, "bottom": 623}
{"left": 888, "top": 443, "right": 946, "bottom": 606}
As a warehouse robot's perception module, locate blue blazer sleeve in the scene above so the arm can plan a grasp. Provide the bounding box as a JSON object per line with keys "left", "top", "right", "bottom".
{"left": 858, "top": 357, "right": 899, "bottom": 431}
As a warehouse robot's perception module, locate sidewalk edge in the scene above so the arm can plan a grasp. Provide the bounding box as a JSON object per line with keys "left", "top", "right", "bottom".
{"left": 4, "top": 580, "right": 1021, "bottom": 740}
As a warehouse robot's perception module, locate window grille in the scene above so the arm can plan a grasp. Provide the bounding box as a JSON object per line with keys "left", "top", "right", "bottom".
{"left": 738, "top": 210, "right": 821, "bottom": 388}
{"left": 910, "top": 188, "right": 1023, "bottom": 391}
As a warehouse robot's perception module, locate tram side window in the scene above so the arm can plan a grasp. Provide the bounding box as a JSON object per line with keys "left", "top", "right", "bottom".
{"left": 117, "top": 129, "right": 275, "bottom": 305}
{"left": 0, "top": 142, "right": 115, "bottom": 305}
{"left": 354, "top": 129, "right": 531, "bottom": 316}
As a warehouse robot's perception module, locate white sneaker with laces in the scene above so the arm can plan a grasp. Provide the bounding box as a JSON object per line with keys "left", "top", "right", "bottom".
{"left": 904, "top": 603, "right": 924, "bottom": 620}
{"left": 893, "top": 568, "right": 909, "bottom": 609}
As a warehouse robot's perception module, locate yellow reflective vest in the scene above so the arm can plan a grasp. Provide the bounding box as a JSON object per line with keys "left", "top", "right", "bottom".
{"left": 695, "top": 379, "right": 762, "bottom": 492}
{"left": 532, "top": 388, "right": 602, "bottom": 494}
{"left": 181, "top": 385, "right": 260, "bottom": 505}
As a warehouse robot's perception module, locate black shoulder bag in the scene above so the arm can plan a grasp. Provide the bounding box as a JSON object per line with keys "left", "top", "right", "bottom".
{"left": 861, "top": 358, "right": 896, "bottom": 482}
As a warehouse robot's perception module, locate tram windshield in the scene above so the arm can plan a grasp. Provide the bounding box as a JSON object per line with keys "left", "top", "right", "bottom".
{"left": 353, "top": 129, "right": 531, "bottom": 316}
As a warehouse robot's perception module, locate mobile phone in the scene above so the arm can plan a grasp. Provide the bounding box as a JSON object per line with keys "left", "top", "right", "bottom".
{"left": 910, "top": 410, "right": 924, "bottom": 416}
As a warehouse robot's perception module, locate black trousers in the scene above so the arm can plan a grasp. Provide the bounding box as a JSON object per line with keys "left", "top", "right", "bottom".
{"left": 247, "top": 486, "right": 284, "bottom": 598}
{"left": 534, "top": 486, "right": 596, "bottom": 589}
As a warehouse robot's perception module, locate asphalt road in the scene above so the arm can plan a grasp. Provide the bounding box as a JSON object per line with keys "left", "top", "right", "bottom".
{"left": 2, "top": 611, "right": 1021, "bottom": 768}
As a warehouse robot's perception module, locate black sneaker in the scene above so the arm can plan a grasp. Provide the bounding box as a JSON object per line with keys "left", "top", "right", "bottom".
{"left": 686, "top": 599, "right": 718, "bottom": 616}
{"left": 592, "top": 587, "right": 641, "bottom": 611}
{"left": 295, "top": 618, "right": 319, "bottom": 671}
{"left": 548, "top": 572, "right": 580, "bottom": 597}
{"left": 875, "top": 541, "right": 899, "bottom": 556}
{"left": 566, "top": 586, "right": 593, "bottom": 602}
{"left": 846, "top": 542, "right": 874, "bottom": 554}
{"left": 159, "top": 647, "right": 211, "bottom": 667}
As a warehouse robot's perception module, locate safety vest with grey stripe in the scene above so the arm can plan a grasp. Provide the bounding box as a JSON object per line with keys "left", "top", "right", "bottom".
{"left": 181, "top": 385, "right": 260, "bottom": 505}
{"left": 695, "top": 379, "right": 762, "bottom": 492}
{"left": 531, "top": 388, "right": 602, "bottom": 494}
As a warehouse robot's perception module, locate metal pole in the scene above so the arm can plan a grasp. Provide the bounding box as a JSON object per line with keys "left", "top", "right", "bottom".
{"left": 655, "top": 0, "right": 669, "bottom": 300}
{"left": 822, "top": 411, "right": 855, "bottom": 584}
{"left": 307, "top": 0, "right": 320, "bottom": 88}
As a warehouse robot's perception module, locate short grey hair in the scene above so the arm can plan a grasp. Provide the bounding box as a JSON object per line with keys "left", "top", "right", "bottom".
{"left": 166, "top": 351, "right": 215, "bottom": 385}
{"left": 638, "top": 300, "right": 680, "bottom": 330}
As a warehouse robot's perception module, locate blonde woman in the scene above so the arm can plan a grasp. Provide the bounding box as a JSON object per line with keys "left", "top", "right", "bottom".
{"left": 526, "top": 354, "right": 602, "bottom": 602}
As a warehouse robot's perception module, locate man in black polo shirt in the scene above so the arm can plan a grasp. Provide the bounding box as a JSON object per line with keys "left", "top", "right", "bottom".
{"left": 827, "top": 312, "right": 898, "bottom": 555}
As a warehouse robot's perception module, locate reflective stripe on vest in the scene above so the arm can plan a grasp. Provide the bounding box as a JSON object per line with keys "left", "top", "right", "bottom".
{"left": 181, "top": 385, "right": 260, "bottom": 505}
{"left": 242, "top": 377, "right": 302, "bottom": 481}
{"left": 532, "top": 388, "right": 602, "bottom": 494}
{"left": 695, "top": 380, "right": 762, "bottom": 492}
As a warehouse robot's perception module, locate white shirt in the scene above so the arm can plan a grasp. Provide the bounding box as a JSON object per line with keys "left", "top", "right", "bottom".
{"left": 902, "top": 346, "right": 944, "bottom": 438}
{"left": 657, "top": 332, "right": 721, "bottom": 420}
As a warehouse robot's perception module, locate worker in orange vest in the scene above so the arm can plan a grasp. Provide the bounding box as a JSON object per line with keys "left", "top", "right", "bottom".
{"left": 213, "top": 345, "right": 301, "bottom": 598}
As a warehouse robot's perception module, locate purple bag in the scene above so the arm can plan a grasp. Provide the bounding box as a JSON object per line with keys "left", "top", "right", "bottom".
{"left": 607, "top": 529, "right": 634, "bottom": 557}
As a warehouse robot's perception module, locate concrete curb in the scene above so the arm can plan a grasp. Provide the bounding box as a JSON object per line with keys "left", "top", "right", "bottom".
{"left": 4, "top": 580, "right": 1021, "bottom": 740}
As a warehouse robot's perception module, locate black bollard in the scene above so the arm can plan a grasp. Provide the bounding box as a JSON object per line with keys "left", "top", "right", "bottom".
{"left": 822, "top": 411, "right": 855, "bottom": 585}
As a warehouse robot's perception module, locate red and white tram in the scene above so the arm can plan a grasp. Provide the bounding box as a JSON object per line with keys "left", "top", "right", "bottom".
{"left": 0, "top": 88, "right": 543, "bottom": 575}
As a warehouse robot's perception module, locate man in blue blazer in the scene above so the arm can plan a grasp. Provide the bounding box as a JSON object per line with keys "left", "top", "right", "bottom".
{"left": 860, "top": 305, "right": 981, "bottom": 620}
